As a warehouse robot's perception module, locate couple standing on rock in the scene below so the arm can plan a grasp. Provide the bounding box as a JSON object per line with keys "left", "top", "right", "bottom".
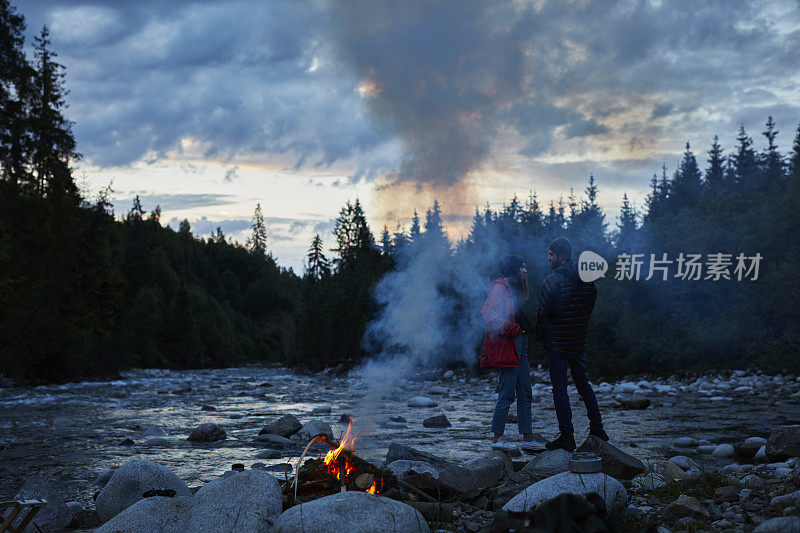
{"left": 480, "top": 237, "right": 609, "bottom": 453}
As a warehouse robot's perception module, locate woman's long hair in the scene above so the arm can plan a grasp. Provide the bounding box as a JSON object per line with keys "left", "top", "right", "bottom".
{"left": 511, "top": 269, "right": 529, "bottom": 303}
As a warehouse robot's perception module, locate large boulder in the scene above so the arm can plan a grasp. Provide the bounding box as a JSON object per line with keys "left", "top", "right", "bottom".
{"left": 518, "top": 449, "right": 572, "bottom": 478}
{"left": 184, "top": 470, "right": 281, "bottom": 532}
{"left": 96, "top": 460, "right": 192, "bottom": 522}
{"left": 4, "top": 475, "right": 71, "bottom": 532}
{"left": 385, "top": 444, "right": 503, "bottom": 494}
{"left": 187, "top": 423, "right": 226, "bottom": 442}
{"left": 95, "top": 497, "right": 191, "bottom": 533}
{"left": 767, "top": 428, "right": 800, "bottom": 460}
{"left": 577, "top": 436, "right": 646, "bottom": 480}
{"left": 271, "top": 491, "right": 429, "bottom": 533}
{"left": 503, "top": 471, "right": 627, "bottom": 515}
{"left": 295, "top": 420, "right": 333, "bottom": 442}
{"left": 754, "top": 516, "right": 800, "bottom": 533}
{"left": 259, "top": 414, "right": 302, "bottom": 437}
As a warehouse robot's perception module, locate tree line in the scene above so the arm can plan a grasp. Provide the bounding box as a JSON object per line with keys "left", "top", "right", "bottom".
{"left": 3, "top": 0, "right": 799, "bottom": 383}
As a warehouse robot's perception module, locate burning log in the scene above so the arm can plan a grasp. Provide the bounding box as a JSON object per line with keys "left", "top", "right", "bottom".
{"left": 283, "top": 419, "right": 397, "bottom": 506}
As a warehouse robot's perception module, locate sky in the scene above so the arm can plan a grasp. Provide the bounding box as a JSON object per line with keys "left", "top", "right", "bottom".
{"left": 19, "top": 0, "right": 800, "bottom": 271}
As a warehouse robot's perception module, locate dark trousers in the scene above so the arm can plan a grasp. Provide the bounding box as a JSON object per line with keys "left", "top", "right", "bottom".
{"left": 547, "top": 350, "right": 603, "bottom": 434}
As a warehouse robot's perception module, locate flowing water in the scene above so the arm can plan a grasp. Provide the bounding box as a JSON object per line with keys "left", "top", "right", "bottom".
{"left": 1, "top": 365, "right": 799, "bottom": 506}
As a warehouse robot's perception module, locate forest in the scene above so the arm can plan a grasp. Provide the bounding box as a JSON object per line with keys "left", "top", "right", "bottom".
{"left": 2, "top": 0, "right": 799, "bottom": 384}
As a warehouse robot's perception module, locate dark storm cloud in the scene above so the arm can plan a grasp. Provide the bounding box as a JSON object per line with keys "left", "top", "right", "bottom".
{"left": 17, "top": 0, "right": 800, "bottom": 190}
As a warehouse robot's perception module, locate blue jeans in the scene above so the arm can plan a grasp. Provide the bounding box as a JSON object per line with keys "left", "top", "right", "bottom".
{"left": 547, "top": 350, "right": 603, "bottom": 434}
{"left": 491, "top": 354, "right": 533, "bottom": 435}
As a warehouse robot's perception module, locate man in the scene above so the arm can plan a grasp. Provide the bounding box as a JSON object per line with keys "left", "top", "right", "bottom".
{"left": 535, "top": 237, "right": 608, "bottom": 451}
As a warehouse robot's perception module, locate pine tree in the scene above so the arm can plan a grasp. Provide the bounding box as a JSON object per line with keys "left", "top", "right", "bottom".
{"left": 148, "top": 205, "right": 161, "bottom": 226}
{"left": 705, "top": 135, "right": 725, "bottom": 189}
{"left": 127, "top": 195, "right": 145, "bottom": 221}
{"left": 0, "top": 0, "right": 34, "bottom": 188}
{"left": 380, "top": 225, "right": 393, "bottom": 255}
{"left": 409, "top": 210, "right": 421, "bottom": 240}
{"left": 761, "top": 116, "right": 784, "bottom": 186}
{"left": 616, "top": 192, "right": 637, "bottom": 250}
{"left": 392, "top": 222, "right": 409, "bottom": 251}
{"left": 211, "top": 226, "right": 225, "bottom": 244}
{"left": 29, "top": 26, "right": 79, "bottom": 199}
{"left": 672, "top": 142, "right": 702, "bottom": 205}
{"left": 306, "top": 234, "right": 330, "bottom": 280}
{"left": 732, "top": 124, "right": 758, "bottom": 189}
{"left": 247, "top": 203, "right": 267, "bottom": 257}
{"left": 790, "top": 122, "right": 800, "bottom": 183}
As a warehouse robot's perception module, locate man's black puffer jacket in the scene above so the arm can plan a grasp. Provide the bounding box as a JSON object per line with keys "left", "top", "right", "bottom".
{"left": 535, "top": 261, "right": 597, "bottom": 355}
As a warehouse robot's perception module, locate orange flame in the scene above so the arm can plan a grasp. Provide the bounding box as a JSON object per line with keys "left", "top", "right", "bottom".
{"left": 322, "top": 419, "right": 383, "bottom": 495}
{"left": 323, "top": 420, "right": 357, "bottom": 482}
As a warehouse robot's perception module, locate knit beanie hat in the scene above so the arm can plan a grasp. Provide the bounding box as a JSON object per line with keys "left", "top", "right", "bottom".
{"left": 500, "top": 255, "right": 525, "bottom": 278}
{"left": 549, "top": 237, "right": 573, "bottom": 261}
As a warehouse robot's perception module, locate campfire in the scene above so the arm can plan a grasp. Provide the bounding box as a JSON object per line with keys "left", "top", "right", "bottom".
{"left": 284, "top": 418, "right": 395, "bottom": 505}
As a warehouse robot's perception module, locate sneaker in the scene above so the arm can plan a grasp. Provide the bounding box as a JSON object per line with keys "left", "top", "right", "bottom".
{"left": 491, "top": 436, "right": 519, "bottom": 451}
{"left": 520, "top": 439, "right": 546, "bottom": 452}
{"left": 545, "top": 432, "right": 576, "bottom": 452}
{"left": 590, "top": 428, "right": 610, "bottom": 441}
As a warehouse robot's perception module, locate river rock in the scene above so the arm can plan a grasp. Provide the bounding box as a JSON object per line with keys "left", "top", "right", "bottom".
{"left": 408, "top": 396, "right": 438, "bottom": 407}
{"left": 668, "top": 455, "right": 699, "bottom": 471}
{"left": 271, "top": 491, "right": 429, "bottom": 533}
{"left": 503, "top": 471, "right": 627, "bottom": 515}
{"left": 742, "top": 474, "right": 764, "bottom": 487}
{"left": 756, "top": 445, "right": 768, "bottom": 462}
{"left": 443, "top": 370, "right": 454, "bottom": 379}
{"left": 295, "top": 420, "right": 333, "bottom": 442}
{"left": 713, "top": 485, "right": 740, "bottom": 503}
{"left": 384, "top": 443, "right": 495, "bottom": 493}
{"left": 577, "top": 436, "right": 645, "bottom": 480}
{"left": 96, "top": 459, "right": 192, "bottom": 522}
{"left": 615, "top": 396, "right": 651, "bottom": 410}
{"left": 259, "top": 414, "right": 302, "bottom": 437}
{"left": 673, "top": 437, "right": 699, "bottom": 448}
{"left": 519, "top": 449, "right": 572, "bottom": 477}
{"left": 95, "top": 496, "right": 192, "bottom": 533}
{"left": 384, "top": 421, "right": 407, "bottom": 429}
{"left": 187, "top": 423, "right": 226, "bottom": 442}
{"left": 754, "top": 516, "right": 800, "bottom": 532}
{"left": 712, "top": 444, "right": 735, "bottom": 458}
{"left": 423, "top": 414, "right": 451, "bottom": 428}
{"left": 767, "top": 428, "right": 800, "bottom": 459}
{"left": 6, "top": 475, "right": 71, "bottom": 532}
{"left": 647, "top": 459, "right": 686, "bottom": 480}
{"left": 697, "top": 445, "right": 716, "bottom": 454}
{"left": 96, "top": 468, "right": 117, "bottom": 488}
{"left": 184, "top": 470, "right": 281, "bottom": 532}
{"left": 311, "top": 405, "right": 332, "bottom": 414}
{"left": 664, "top": 495, "right": 709, "bottom": 521}
{"left": 144, "top": 426, "right": 165, "bottom": 436}
{"left": 255, "top": 449, "right": 281, "bottom": 459}
{"left": 768, "top": 489, "right": 800, "bottom": 512}
{"left": 427, "top": 386, "right": 449, "bottom": 395}
{"left": 253, "top": 433, "right": 293, "bottom": 448}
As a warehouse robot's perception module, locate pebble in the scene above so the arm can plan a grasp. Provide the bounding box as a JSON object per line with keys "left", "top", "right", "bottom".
{"left": 673, "top": 437, "right": 699, "bottom": 448}
{"left": 721, "top": 464, "right": 742, "bottom": 474}
{"left": 407, "top": 397, "right": 438, "bottom": 408}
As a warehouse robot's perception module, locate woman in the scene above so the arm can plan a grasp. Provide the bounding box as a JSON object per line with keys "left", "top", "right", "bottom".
{"left": 480, "top": 255, "right": 545, "bottom": 451}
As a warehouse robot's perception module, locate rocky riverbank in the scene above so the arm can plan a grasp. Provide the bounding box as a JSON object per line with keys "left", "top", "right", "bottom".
{"left": 1, "top": 365, "right": 799, "bottom": 531}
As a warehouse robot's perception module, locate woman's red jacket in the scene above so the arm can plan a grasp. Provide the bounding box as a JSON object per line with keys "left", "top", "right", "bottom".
{"left": 479, "top": 278, "right": 521, "bottom": 368}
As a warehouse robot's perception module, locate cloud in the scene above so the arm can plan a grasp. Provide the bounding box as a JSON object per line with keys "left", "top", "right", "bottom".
{"left": 113, "top": 192, "right": 236, "bottom": 212}
{"left": 223, "top": 166, "right": 238, "bottom": 182}
{"left": 17, "top": 0, "right": 800, "bottom": 197}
